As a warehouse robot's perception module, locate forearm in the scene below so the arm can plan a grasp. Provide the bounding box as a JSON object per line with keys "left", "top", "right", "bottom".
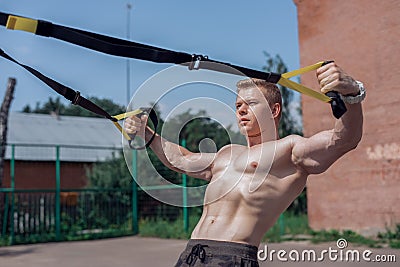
{"left": 292, "top": 102, "right": 363, "bottom": 174}
{"left": 332, "top": 102, "right": 363, "bottom": 151}
{"left": 139, "top": 126, "right": 214, "bottom": 180}
{"left": 141, "top": 126, "right": 189, "bottom": 173}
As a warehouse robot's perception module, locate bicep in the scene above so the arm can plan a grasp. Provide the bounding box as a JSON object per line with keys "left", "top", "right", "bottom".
{"left": 291, "top": 130, "right": 348, "bottom": 174}
{"left": 181, "top": 152, "right": 215, "bottom": 181}
{"left": 164, "top": 145, "right": 214, "bottom": 181}
{"left": 154, "top": 140, "right": 214, "bottom": 181}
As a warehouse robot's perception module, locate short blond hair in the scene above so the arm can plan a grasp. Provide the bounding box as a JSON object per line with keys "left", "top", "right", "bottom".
{"left": 236, "top": 78, "right": 282, "bottom": 120}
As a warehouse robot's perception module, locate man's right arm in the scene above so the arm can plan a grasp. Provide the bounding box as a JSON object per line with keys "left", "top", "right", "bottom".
{"left": 125, "top": 115, "right": 214, "bottom": 181}
{"left": 291, "top": 63, "right": 363, "bottom": 175}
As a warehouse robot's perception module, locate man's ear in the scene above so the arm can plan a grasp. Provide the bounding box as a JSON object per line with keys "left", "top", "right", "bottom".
{"left": 271, "top": 103, "right": 281, "bottom": 119}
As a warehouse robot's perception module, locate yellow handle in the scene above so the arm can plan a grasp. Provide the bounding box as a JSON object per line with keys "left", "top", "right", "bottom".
{"left": 278, "top": 61, "right": 331, "bottom": 103}
{"left": 111, "top": 108, "right": 146, "bottom": 141}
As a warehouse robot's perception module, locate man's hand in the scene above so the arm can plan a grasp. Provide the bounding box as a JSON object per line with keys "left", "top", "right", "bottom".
{"left": 124, "top": 114, "right": 148, "bottom": 138}
{"left": 317, "top": 62, "right": 360, "bottom": 96}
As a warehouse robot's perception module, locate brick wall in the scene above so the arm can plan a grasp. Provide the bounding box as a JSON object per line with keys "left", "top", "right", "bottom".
{"left": 294, "top": 0, "right": 400, "bottom": 235}
{"left": 3, "top": 161, "right": 89, "bottom": 189}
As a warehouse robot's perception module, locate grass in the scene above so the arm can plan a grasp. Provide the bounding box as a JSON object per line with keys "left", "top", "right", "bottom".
{"left": 261, "top": 212, "right": 400, "bottom": 249}
{"left": 310, "top": 229, "right": 382, "bottom": 248}
{"left": 377, "top": 224, "right": 400, "bottom": 249}
{"left": 138, "top": 214, "right": 201, "bottom": 239}
{"left": 262, "top": 212, "right": 312, "bottom": 242}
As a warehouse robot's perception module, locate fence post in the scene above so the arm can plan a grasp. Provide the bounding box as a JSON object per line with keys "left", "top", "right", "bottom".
{"left": 1, "top": 189, "right": 9, "bottom": 237}
{"left": 131, "top": 149, "right": 138, "bottom": 234}
{"left": 181, "top": 139, "right": 189, "bottom": 233}
{"left": 55, "top": 145, "right": 61, "bottom": 241}
{"left": 279, "top": 213, "right": 285, "bottom": 238}
{"left": 9, "top": 144, "right": 15, "bottom": 245}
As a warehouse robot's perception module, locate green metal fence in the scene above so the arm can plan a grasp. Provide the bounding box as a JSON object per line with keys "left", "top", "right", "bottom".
{"left": 0, "top": 143, "right": 191, "bottom": 245}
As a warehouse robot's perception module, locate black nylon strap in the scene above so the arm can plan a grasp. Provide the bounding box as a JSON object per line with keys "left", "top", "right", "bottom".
{"left": 0, "top": 44, "right": 159, "bottom": 147}
{"left": 0, "top": 11, "right": 281, "bottom": 83}
{"left": 0, "top": 48, "right": 117, "bottom": 122}
{"left": 45, "top": 23, "right": 192, "bottom": 64}
{"left": 0, "top": 12, "right": 7, "bottom": 26}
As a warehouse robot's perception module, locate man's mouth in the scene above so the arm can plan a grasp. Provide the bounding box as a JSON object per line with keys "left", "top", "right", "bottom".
{"left": 239, "top": 118, "right": 250, "bottom": 125}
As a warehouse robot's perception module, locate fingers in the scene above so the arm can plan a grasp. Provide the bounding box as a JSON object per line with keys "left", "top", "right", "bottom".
{"left": 321, "top": 80, "right": 340, "bottom": 94}
{"left": 316, "top": 62, "right": 359, "bottom": 95}
{"left": 124, "top": 117, "right": 140, "bottom": 134}
{"left": 316, "top": 62, "right": 342, "bottom": 93}
{"left": 124, "top": 114, "right": 148, "bottom": 135}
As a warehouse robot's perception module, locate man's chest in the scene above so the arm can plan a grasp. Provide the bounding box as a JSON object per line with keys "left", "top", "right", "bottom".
{"left": 206, "top": 143, "right": 304, "bottom": 203}
{"left": 212, "top": 142, "right": 294, "bottom": 176}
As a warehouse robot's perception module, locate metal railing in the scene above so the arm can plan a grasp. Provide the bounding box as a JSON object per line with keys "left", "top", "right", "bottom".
{"left": 0, "top": 143, "right": 191, "bottom": 245}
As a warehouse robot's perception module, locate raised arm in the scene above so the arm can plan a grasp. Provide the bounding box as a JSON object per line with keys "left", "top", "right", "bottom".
{"left": 292, "top": 62, "right": 364, "bottom": 174}
{"left": 124, "top": 115, "right": 214, "bottom": 181}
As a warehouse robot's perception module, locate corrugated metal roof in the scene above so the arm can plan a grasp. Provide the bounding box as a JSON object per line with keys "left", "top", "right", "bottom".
{"left": 5, "top": 112, "right": 124, "bottom": 162}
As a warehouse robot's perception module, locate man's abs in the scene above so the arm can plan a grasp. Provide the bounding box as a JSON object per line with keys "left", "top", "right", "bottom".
{"left": 191, "top": 202, "right": 277, "bottom": 246}
{"left": 191, "top": 171, "right": 307, "bottom": 246}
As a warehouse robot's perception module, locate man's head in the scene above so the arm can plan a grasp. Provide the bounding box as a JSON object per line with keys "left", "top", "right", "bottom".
{"left": 235, "top": 78, "right": 282, "bottom": 137}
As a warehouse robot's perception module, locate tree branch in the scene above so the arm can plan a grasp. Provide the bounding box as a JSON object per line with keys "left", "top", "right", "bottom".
{"left": 0, "top": 78, "right": 16, "bottom": 187}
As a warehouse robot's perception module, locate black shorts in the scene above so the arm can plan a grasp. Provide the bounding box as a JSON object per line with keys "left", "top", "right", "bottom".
{"left": 174, "top": 239, "right": 259, "bottom": 267}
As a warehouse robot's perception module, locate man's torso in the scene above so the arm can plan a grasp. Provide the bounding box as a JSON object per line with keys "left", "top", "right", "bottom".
{"left": 191, "top": 135, "right": 308, "bottom": 246}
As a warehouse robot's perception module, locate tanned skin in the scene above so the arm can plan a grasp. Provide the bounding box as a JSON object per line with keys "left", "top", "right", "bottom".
{"left": 124, "top": 62, "right": 363, "bottom": 246}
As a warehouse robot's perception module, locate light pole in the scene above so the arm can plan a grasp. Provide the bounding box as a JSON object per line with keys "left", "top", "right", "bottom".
{"left": 126, "top": 3, "right": 132, "bottom": 106}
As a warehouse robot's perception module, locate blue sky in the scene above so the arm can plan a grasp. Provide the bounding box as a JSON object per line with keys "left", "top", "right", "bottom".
{"left": 0, "top": 0, "right": 300, "bottom": 124}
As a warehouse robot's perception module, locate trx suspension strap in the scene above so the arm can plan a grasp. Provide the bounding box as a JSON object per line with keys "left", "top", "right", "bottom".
{"left": 0, "top": 48, "right": 158, "bottom": 150}
{"left": 0, "top": 11, "right": 347, "bottom": 118}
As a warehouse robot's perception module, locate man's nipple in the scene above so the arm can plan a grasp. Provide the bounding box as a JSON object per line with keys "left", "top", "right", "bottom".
{"left": 250, "top": 161, "right": 258, "bottom": 168}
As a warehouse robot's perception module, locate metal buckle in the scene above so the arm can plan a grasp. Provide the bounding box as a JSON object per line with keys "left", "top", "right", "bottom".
{"left": 188, "top": 54, "right": 208, "bottom": 70}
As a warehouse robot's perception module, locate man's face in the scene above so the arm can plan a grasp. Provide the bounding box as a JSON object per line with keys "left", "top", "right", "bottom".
{"left": 235, "top": 87, "right": 273, "bottom": 137}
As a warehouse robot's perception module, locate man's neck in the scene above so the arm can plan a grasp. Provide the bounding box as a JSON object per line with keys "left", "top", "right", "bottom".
{"left": 247, "top": 130, "right": 278, "bottom": 147}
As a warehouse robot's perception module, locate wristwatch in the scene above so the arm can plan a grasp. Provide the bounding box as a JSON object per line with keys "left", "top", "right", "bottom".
{"left": 340, "top": 81, "right": 366, "bottom": 104}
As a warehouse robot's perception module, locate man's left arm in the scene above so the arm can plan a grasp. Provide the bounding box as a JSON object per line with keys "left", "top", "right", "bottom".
{"left": 291, "top": 62, "right": 364, "bottom": 174}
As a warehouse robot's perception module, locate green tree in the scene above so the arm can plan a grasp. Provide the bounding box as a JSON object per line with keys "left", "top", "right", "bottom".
{"left": 162, "top": 109, "right": 233, "bottom": 152}
{"left": 22, "top": 96, "right": 125, "bottom": 117}
{"left": 22, "top": 97, "right": 66, "bottom": 115}
{"left": 86, "top": 151, "right": 131, "bottom": 190}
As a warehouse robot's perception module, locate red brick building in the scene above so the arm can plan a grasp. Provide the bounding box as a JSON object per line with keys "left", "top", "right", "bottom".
{"left": 294, "top": 0, "right": 400, "bottom": 235}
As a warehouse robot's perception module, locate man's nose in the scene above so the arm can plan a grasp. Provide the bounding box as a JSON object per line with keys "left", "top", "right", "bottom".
{"left": 238, "top": 104, "right": 248, "bottom": 115}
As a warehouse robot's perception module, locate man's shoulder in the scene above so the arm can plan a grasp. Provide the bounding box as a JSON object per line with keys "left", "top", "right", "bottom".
{"left": 278, "top": 134, "right": 307, "bottom": 148}
{"left": 217, "top": 143, "right": 244, "bottom": 153}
